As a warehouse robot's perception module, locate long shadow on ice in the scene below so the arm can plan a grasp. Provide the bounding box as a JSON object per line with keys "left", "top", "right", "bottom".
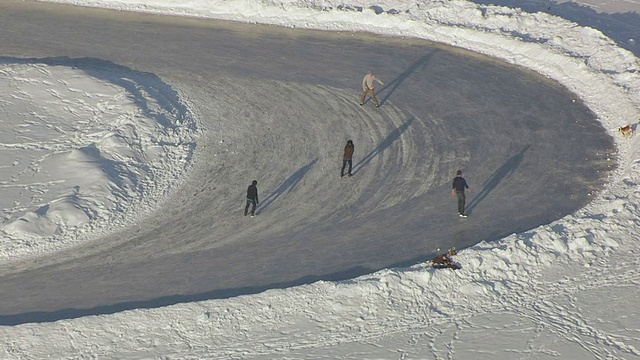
{"left": 376, "top": 51, "right": 436, "bottom": 107}
{"left": 352, "top": 117, "right": 414, "bottom": 175}
{"left": 257, "top": 158, "right": 318, "bottom": 214}
{"left": 466, "top": 145, "right": 530, "bottom": 213}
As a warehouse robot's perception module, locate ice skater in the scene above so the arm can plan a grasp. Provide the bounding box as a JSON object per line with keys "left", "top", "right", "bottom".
{"left": 341, "top": 140, "right": 354, "bottom": 177}
{"left": 360, "top": 73, "right": 384, "bottom": 108}
{"left": 244, "top": 180, "right": 259, "bottom": 217}
{"left": 451, "top": 170, "right": 471, "bottom": 217}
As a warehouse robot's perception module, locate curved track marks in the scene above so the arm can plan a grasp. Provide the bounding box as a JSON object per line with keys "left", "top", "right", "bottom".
{"left": 0, "top": 1, "right": 615, "bottom": 323}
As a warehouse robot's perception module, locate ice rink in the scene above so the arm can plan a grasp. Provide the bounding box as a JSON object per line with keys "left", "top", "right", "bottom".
{"left": 0, "top": 1, "right": 615, "bottom": 322}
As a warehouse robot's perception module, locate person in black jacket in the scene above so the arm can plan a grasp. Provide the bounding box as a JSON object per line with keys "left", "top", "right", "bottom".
{"left": 244, "top": 180, "right": 259, "bottom": 217}
{"left": 451, "top": 170, "right": 471, "bottom": 217}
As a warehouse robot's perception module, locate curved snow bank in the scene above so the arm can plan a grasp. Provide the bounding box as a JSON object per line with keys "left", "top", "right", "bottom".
{"left": 0, "top": 58, "right": 198, "bottom": 261}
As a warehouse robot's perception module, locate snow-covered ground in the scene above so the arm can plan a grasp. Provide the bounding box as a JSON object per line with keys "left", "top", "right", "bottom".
{"left": 0, "top": 58, "right": 197, "bottom": 261}
{"left": 0, "top": 0, "right": 639, "bottom": 358}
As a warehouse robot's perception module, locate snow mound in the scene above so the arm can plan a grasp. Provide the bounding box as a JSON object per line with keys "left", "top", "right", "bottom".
{"left": 0, "top": 58, "right": 199, "bottom": 261}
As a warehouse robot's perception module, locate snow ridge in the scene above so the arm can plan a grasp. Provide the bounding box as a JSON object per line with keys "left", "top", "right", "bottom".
{"left": 0, "top": 57, "right": 199, "bottom": 261}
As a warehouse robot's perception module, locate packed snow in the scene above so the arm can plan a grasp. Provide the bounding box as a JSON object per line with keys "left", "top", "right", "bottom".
{"left": 1, "top": 0, "right": 639, "bottom": 358}
{"left": 0, "top": 58, "right": 197, "bottom": 261}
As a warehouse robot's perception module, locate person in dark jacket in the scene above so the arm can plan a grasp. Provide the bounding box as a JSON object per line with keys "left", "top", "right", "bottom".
{"left": 341, "top": 140, "right": 354, "bottom": 177}
{"left": 244, "top": 180, "right": 259, "bottom": 217}
{"left": 451, "top": 170, "right": 471, "bottom": 217}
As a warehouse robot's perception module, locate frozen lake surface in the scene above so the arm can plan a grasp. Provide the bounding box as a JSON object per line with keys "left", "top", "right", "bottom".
{"left": 0, "top": 1, "right": 615, "bottom": 322}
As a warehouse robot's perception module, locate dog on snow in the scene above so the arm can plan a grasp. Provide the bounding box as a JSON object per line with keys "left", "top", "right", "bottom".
{"left": 618, "top": 125, "right": 634, "bottom": 138}
{"left": 429, "top": 247, "right": 460, "bottom": 270}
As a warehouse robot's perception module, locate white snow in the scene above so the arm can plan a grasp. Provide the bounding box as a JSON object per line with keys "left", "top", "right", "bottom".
{"left": 0, "top": 60, "right": 198, "bottom": 261}
{"left": 1, "top": 0, "right": 639, "bottom": 358}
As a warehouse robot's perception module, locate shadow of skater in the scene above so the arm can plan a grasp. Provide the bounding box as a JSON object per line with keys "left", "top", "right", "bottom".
{"left": 377, "top": 51, "right": 436, "bottom": 107}
{"left": 466, "top": 145, "right": 531, "bottom": 213}
{"left": 257, "top": 159, "right": 318, "bottom": 214}
{"left": 352, "top": 117, "right": 414, "bottom": 175}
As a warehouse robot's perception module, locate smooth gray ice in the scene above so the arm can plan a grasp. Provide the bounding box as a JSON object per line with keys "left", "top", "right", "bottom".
{"left": 0, "top": 1, "right": 615, "bottom": 324}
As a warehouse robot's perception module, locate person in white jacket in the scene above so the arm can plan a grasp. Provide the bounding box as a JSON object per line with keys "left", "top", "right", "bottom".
{"left": 360, "top": 73, "right": 384, "bottom": 108}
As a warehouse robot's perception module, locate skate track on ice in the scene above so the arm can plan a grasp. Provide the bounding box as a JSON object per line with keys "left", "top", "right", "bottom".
{"left": 0, "top": 1, "right": 615, "bottom": 324}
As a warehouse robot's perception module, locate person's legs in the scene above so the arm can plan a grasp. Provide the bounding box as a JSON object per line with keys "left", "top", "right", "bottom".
{"left": 341, "top": 160, "right": 348, "bottom": 177}
{"left": 369, "top": 88, "right": 379, "bottom": 107}
{"left": 244, "top": 199, "right": 251, "bottom": 216}
{"left": 347, "top": 160, "right": 352, "bottom": 176}
{"left": 250, "top": 201, "right": 257, "bottom": 216}
{"left": 456, "top": 191, "right": 466, "bottom": 214}
{"left": 360, "top": 90, "right": 368, "bottom": 105}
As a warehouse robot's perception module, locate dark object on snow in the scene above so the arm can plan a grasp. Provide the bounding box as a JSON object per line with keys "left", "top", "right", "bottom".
{"left": 429, "top": 247, "right": 461, "bottom": 270}
{"left": 244, "top": 180, "right": 259, "bottom": 216}
{"left": 341, "top": 140, "right": 354, "bottom": 177}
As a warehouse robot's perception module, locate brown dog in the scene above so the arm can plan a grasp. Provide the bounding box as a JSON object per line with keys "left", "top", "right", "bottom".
{"left": 619, "top": 125, "right": 634, "bottom": 138}
{"left": 430, "top": 247, "right": 461, "bottom": 270}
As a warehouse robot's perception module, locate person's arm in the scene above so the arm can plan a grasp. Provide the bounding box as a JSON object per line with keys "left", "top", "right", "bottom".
{"left": 376, "top": 77, "right": 384, "bottom": 86}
